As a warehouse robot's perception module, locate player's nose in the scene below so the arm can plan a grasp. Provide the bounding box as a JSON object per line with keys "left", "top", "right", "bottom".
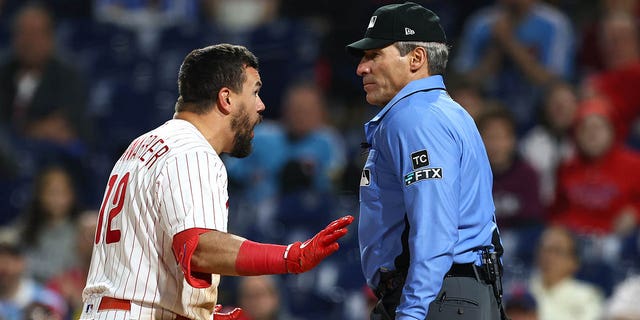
{"left": 256, "top": 96, "right": 266, "bottom": 113}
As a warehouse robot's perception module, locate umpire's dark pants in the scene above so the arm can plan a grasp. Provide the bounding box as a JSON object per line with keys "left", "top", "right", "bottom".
{"left": 426, "top": 276, "right": 500, "bottom": 320}
{"left": 371, "top": 276, "right": 500, "bottom": 320}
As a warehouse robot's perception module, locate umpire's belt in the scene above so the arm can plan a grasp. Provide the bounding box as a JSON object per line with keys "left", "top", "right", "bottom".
{"left": 376, "top": 263, "right": 490, "bottom": 296}
{"left": 99, "top": 297, "right": 191, "bottom": 320}
{"left": 446, "top": 263, "right": 490, "bottom": 282}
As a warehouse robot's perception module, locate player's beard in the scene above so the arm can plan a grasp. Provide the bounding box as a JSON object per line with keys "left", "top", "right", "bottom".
{"left": 230, "top": 104, "right": 257, "bottom": 158}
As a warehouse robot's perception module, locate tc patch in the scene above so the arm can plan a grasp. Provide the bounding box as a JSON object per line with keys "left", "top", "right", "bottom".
{"left": 404, "top": 168, "right": 443, "bottom": 186}
{"left": 360, "top": 169, "right": 371, "bottom": 186}
{"left": 410, "top": 149, "right": 430, "bottom": 170}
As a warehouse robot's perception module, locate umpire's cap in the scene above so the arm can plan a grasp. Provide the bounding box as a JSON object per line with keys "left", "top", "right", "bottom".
{"left": 346, "top": 1, "right": 446, "bottom": 57}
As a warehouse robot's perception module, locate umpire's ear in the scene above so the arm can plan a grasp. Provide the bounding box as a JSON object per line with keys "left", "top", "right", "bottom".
{"left": 217, "top": 88, "right": 232, "bottom": 115}
{"left": 409, "top": 46, "right": 428, "bottom": 74}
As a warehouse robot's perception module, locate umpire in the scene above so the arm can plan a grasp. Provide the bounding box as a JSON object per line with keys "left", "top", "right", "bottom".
{"left": 346, "top": 2, "right": 507, "bottom": 320}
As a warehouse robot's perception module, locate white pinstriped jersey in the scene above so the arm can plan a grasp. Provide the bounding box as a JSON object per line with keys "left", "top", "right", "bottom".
{"left": 82, "top": 119, "right": 229, "bottom": 320}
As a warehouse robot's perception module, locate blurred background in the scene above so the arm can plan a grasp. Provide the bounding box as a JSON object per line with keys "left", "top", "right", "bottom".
{"left": 0, "top": 0, "right": 640, "bottom": 319}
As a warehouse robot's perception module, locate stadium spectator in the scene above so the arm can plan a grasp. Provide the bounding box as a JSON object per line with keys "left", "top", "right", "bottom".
{"left": 236, "top": 275, "right": 299, "bottom": 320}
{"left": 530, "top": 225, "right": 604, "bottom": 320}
{"left": 197, "top": 0, "right": 321, "bottom": 120}
{"left": 582, "top": 10, "right": 640, "bottom": 145}
{"left": 0, "top": 3, "right": 92, "bottom": 215}
{"left": 225, "top": 82, "right": 346, "bottom": 241}
{"left": 0, "top": 3, "right": 89, "bottom": 147}
{"left": 46, "top": 210, "right": 97, "bottom": 320}
{"left": 200, "top": 0, "right": 280, "bottom": 34}
{"left": 504, "top": 284, "right": 538, "bottom": 320}
{"left": 478, "top": 106, "right": 544, "bottom": 230}
{"left": 478, "top": 105, "right": 545, "bottom": 266}
{"left": 551, "top": 97, "right": 640, "bottom": 235}
{"left": 93, "top": 0, "right": 199, "bottom": 54}
{"left": 0, "top": 229, "right": 67, "bottom": 320}
{"left": 278, "top": 82, "right": 346, "bottom": 192}
{"left": 21, "top": 301, "right": 63, "bottom": 320}
{"left": 15, "top": 165, "right": 81, "bottom": 284}
{"left": 447, "top": 74, "right": 489, "bottom": 121}
{"left": 576, "top": 0, "right": 640, "bottom": 77}
{"left": 520, "top": 81, "right": 578, "bottom": 205}
{"left": 453, "top": 0, "right": 575, "bottom": 134}
{"left": 604, "top": 274, "right": 640, "bottom": 320}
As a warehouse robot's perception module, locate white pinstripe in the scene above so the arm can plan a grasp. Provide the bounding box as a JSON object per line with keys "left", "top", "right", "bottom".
{"left": 82, "top": 119, "right": 228, "bottom": 320}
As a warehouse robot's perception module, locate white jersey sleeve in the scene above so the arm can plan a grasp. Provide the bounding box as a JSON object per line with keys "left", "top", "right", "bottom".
{"left": 158, "top": 151, "right": 228, "bottom": 237}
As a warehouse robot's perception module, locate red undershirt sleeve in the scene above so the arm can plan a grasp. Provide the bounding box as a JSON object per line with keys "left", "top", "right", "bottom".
{"left": 172, "top": 228, "right": 212, "bottom": 288}
{"left": 235, "top": 240, "right": 289, "bottom": 275}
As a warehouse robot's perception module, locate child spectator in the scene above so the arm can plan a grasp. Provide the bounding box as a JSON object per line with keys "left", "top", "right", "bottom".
{"left": 16, "top": 165, "right": 81, "bottom": 284}
{"left": 520, "top": 81, "right": 578, "bottom": 206}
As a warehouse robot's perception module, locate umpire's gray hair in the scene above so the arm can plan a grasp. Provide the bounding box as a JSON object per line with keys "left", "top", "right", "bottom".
{"left": 394, "top": 41, "right": 449, "bottom": 76}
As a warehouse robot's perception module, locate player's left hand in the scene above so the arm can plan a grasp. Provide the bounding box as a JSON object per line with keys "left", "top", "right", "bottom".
{"left": 213, "top": 304, "right": 243, "bottom": 319}
{"left": 284, "top": 215, "right": 354, "bottom": 273}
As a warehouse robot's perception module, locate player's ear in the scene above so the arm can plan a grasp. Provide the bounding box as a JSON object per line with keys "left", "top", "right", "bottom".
{"left": 217, "top": 88, "right": 232, "bottom": 115}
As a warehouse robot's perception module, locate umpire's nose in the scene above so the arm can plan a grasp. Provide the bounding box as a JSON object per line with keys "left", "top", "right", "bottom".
{"left": 356, "top": 55, "right": 372, "bottom": 77}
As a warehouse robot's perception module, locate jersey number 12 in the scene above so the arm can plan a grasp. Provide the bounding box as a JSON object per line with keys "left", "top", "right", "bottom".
{"left": 95, "top": 172, "right": 130, "bottom": 244}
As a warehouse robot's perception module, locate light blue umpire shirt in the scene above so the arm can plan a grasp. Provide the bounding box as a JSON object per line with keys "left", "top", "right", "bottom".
{"left": 359, "top": 75, "right": 500, "bottom": 320}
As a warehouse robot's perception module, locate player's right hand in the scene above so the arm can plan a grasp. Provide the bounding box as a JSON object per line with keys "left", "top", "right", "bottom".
{"left": 284, "top": 215, "right": 354, "bottom": 274}
{"left": 213, "top": 304, "right": 243, "bottom": 319}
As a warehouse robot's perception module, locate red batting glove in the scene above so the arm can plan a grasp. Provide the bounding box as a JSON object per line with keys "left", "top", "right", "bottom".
{"left": 284, "top": 215, "right": 354, "bottom": 273}
{"left": 213, "top": 304, "right": 243, "bottom": 319}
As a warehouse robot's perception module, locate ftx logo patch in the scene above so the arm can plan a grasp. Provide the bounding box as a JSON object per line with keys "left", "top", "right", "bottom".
{"left": 411, "top": 149, "right": 429, "bottom": 170}
{"left": 404, "top": 168, "right": 443, "bottom": 186}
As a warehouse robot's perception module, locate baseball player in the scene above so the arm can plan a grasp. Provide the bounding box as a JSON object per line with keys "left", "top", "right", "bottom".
{"left": 80, "top": 44, "right": 353, "bottom": 320}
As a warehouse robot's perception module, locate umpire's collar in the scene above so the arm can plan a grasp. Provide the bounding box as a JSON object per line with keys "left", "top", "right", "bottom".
{"left": 368, "top": 75, "right": 446, "bottom": 124}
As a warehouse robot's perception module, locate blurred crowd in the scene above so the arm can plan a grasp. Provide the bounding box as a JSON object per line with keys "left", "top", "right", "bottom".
{"left": 0, "top": 0, "right": 640, "bottom": 319}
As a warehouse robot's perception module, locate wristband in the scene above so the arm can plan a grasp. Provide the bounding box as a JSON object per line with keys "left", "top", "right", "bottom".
{"left": 235, "top": 240, "right": 288, "bottom": 275}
